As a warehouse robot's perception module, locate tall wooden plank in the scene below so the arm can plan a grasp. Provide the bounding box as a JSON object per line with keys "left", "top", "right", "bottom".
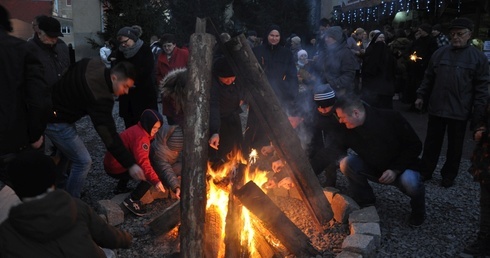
{"left": 180, "top": 17, "right": 214, "bottom": 258}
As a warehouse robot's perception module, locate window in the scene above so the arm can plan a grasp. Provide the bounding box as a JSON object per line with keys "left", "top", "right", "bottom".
{"left": 66, "top": 0, "right": 71, "bottom": 6}
{"left": 61, "top": 26, "right": 71, "bottom": 34}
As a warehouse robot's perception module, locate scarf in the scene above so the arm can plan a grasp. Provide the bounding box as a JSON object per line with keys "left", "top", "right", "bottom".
{"left": 120, "top": 39, "right": 144, "bottom": 59}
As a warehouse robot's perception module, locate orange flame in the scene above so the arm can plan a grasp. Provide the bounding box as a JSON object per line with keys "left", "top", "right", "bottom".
{"left": 206, "top": 149, "right": 269, "bottom": 256}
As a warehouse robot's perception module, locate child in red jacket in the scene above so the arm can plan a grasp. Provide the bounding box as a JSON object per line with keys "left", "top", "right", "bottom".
{"left": 104, "top": 109, "right": 165, "bottom": 216}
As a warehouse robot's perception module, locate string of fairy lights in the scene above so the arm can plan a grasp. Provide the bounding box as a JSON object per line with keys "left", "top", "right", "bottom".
{"left": 332, "top": 0, "right": 462, "bottom": 24}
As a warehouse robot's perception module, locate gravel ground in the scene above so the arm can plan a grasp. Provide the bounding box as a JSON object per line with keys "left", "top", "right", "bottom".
{"left": 78, "top": 103, "right": 481, "bottom": 257}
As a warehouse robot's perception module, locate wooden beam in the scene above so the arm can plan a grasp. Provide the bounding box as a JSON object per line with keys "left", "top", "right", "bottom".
{"left": 180, "top": 18, "right": 214, "bottom": 258}
{"left": 234, "top": 181, "right": 320, "bottom": 257}
{"left": 221, "top": 34, "right": 333, "bottom": 227}
{"left": 148, "top": 200, "right": 180, "bottom": 236}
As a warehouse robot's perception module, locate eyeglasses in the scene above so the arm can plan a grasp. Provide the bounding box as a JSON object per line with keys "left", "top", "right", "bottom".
{"left": 449, "top": 30, "right": 470, "bottom": 38}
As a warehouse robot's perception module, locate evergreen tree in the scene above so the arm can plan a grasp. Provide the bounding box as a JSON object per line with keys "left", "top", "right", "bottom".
{"left": 101, "top": 0, "right": 169, "bottom": 43}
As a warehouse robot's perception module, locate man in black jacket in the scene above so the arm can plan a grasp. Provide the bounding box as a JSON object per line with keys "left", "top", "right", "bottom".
{"left": 0, "top": 4, "right": 50, "bottom": 222}
{"left": 45, "top": 58, "right": 145, "bottom": 198}
{"left": 415, "top": 18, "right": 489, "bottom": 188}
{"left": 335, "top": 94, "right": 425, "bottom": 226}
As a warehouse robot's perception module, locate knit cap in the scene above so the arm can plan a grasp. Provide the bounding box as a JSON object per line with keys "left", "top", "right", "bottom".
{"left": 291, "top": 36, "right": 301, "bottom": 44}
{"left": 117, "top": 26, "right": 139, "bottom": 41}
{"left": 297, "top": 49, "right": 308, "bottom": 59}
{"left": 213, "top": 57, "right": 235, "bottom": 77}
{"left": 7, "top": 151, "right": 56, "bottom": 198}
{"left": 313, "top": 84, "right": 337, "bottom": 108}
{"left": 324, "top": 26, "right": 343, "bottom": 42}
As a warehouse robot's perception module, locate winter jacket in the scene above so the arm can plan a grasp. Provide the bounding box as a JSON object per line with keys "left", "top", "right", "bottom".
{"left": 49, "top": 58, "right": 136, "bottom": 168}
{"left": 417, "top": 43, "right": 489, "bottom": 126}
{"left": 0, "top": 30, "right": 50, "bottom": 155}
{"left": 155, "top": 47, "right": 189, "bottom": 84}
{"left": 361, "top": 41, "right": 396, "bottom": 96}
{"left": 209, "top": 77, "right": 244, "bottom": 135}
{"left": 27, "top": 34, "right": 70, "bottom": 88}
{"left": 114, "top": 44, "right": 158, "bottom": 123}
{"left": 0, "top": 190, "right": 132, "bottom": 257}
{"left": 253, "top": 42, "right": 298, "bottom": 112}
{"left": 341, "top": 104, "right": 422, "bottom": 176}
{"left": 150, "top": 125, "right": 182, "bottom": 190}
{"left": 314, "top": 39, "right": 358, "bottom": 94}
{"left": 104, "top": 122, "right": 160, "bottom": 185}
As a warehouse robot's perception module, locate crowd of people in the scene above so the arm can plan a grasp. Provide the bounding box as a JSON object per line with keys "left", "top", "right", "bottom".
{"left": 1, "top": 3, "right": 489, "bottom": 256}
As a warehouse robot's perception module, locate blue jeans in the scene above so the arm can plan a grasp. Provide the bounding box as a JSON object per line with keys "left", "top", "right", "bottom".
{"left": 45, "top": 123, "right": 92, "bottom": 198}
{"left": 340, "top": 154, "right": 425, "bottom": 215}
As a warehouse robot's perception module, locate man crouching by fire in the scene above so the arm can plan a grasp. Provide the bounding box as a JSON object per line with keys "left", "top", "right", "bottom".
{"left": 335, "top": 93, "right": 426, "bottom": 227}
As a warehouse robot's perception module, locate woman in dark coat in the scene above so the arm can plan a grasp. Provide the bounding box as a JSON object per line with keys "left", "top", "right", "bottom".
{"left": 361, "top": 32, "right": 396, "bottom": 109}
{"left": 243, "top": 25, "right": 299, "bottom": 154}
{"left": 114, "top": 25, "right": 158, "bottom": 128}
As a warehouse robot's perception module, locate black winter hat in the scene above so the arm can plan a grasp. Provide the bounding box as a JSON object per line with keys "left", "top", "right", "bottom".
{"left": 7, "top": 151, "right": 56, "bottom": 199}
{"left": 213, "top": 57, "right": 235, "bottom": 77}
{"left": 449, "top": 17, "right": 474, "bottom": 31}
{"left": 38, "top": 16, "right": 63, "bottom": 37}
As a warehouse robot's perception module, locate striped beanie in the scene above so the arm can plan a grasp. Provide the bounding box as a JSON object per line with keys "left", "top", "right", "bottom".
{"left": 313, "top": 84, "right": 336, "bottom": 108}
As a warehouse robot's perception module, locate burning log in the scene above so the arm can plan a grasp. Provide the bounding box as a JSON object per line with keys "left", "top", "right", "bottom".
{"left": 235, "top": 181, "right": 320, "bottom": 257}
{"left": 148, "top": 200, "right": 180, "bottom": 236}
{"left": 204, "top": 206, "right": 225, "bottom": 258}
{"left": 180, "top": 17, "right": 214, "bottom": 258}
{"left": 220, "top": 34, "right": 333, "bottom": 227}
{"left": 224, "top": 163, "right": 246, "bottom": 257}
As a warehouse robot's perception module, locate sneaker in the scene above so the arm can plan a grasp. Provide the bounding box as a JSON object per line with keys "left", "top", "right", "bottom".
{"left": 408, "top": 213, "right": 425, "bottom": 227}
{"left": 123, "top": 197, "right": 147, "bottom": 216}
{"left": 461, "top": 238, "right": 490, "bottom": 257}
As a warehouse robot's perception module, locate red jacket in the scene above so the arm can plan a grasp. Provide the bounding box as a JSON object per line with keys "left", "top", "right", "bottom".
{"left": 155, "top": 47, "right": 189, "bottom": 84}
{"left": 104, "top": 123, "right": 160, "bottom": 185}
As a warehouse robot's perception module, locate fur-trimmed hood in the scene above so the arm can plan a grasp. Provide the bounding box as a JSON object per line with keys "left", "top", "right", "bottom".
{"left": 159, "top": 68, "right": 188, "bottom": 116}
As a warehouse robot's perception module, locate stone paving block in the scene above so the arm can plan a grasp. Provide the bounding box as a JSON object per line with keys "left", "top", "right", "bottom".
{"left": 98, "top": 199, "right": 124, "bottom": 226}
{"left": 348, "top": 206, "right": 380, "bottom": 224}
{"left": 342, "top": 234, "right": 376, "bottom": 257}
{"left": 323, "top": 187, "right": 340, "bottom": 203}
{"left": 336, "top": 250, "right": 363, "bottom": 258}
{"left": 331, "top": 193, "right": 360, "bottom": 223}
{"left": 350, "top": 222, "right": 381, "bottom": 247}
